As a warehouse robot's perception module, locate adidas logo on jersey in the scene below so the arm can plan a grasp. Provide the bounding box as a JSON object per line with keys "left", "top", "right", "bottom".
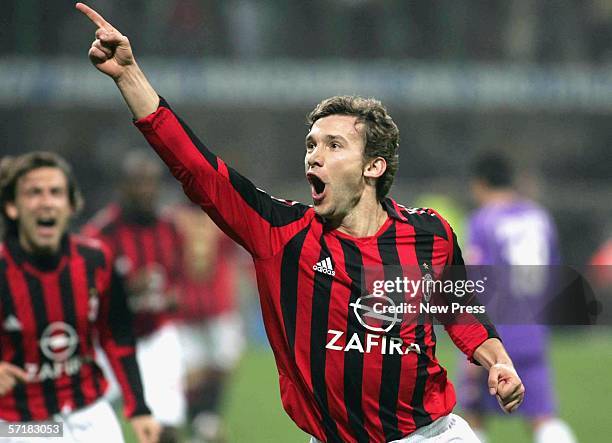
{"left": 2, "top": 315, "right": 22, "bottom": 332}
{"left": 313, "top": 257, "right": 335, "bottom": 276}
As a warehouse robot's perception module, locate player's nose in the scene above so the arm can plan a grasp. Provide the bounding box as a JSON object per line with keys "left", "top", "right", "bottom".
{"left": 306, "top": 147, "right": 324, "bottom": 168}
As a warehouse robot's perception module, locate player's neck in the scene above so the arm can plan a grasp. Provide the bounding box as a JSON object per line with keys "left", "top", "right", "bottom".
{"left": 336, "top": 195, "right": 388, "bottom": 238}
{"left": 481, "top": 189, "right": 517, "bottom": 205}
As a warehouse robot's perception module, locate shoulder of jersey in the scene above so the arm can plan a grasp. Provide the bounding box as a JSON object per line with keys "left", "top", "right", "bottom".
{"left": 395, "top": 204, "right": 450, "bottom": 240}
{"left": 72, "top": 234, "right": 106, "bottom": 252}
{"left": 85, "top": 204, "right": 121, "bottom": 234}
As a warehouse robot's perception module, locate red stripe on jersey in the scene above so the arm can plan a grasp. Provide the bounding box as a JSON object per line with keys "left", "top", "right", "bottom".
{"left": 42, "top": 272, "right": 76, "bottom": 411}
{"left": 293, "top": 227, "right": 318, "bottom": 393}
{"left": 118, "top": 226, "right": 140, "bottom": 273}
{"left": 5, "top": 267, "right": 48, "bottom": 420}
{"left": 393, "top": 221, "right": 420, "bottom": 434}
{"left": 0, "top": 287, "right": 19, "bottom": 420}
{"left": 68, "top": 251, "right": 102, "bottom": 403}
{"left": 156, "top": 222, "right": 180, "bottom": 286}
{"left": 140, "top": 227, "right": 156, "bottom": 268}
{"left": 217, "top": 158, "right": 230, "bottom": 180}
{"left": 322, "top": 235, "right": 357, "bottom": 443}
{"left": 358, "top": 237, "right": 387, "bottom": 443}
{"left": 420, "top": 233, "right": 455, "bottom": 420}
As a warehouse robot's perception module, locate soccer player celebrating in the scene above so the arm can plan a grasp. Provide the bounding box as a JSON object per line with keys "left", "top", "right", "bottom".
{"left": 0, "top": 152, "right": 159, "bottom": 443}
{"left": 83, "top": 150, "right": 186, "bottom": 443}
{"left": 457, "top": 153, "right": 577, "bottom": 443}
{"left": 77, "top": 3, "right": 525, "bottom": 442}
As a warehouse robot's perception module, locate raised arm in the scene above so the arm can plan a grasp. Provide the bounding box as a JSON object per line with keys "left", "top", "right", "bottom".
{"left": 75, "top": 2, "right": 158, "bottom": 119}
{"left": 77, "top": 3, "right": 312, "bottom": 259}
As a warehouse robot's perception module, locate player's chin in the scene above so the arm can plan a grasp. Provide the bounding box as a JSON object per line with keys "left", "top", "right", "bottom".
{"left": 313, "top": 201, "right": 331, "bottom": 216}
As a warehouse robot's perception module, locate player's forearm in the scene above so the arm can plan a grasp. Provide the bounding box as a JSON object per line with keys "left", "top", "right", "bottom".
{"left": 472, "top": 338, "right": 513, "bottom": 370}
{"left": 115, "top": 64, "right": 159, "bottom": 120}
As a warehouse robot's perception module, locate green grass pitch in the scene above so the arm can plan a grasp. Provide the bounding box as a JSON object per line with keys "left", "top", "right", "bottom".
{"left": 123, "top": 329, "right": 612, "bottom": 442}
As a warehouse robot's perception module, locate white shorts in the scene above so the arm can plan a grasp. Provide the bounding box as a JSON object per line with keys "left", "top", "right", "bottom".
{"left": 96, "top": 323, "right": 187, "bottom": 426}
{"left": 0, "top": 399, "right": 124, "bottom": 443}
{"left": 309, "top": 414, "right": 481, "bottom": 443}
{"left": 136, "top": 323, "right": 186, "bottom": 427}
{"left": 177, "top": 312, "right": 245, "bottom": 373}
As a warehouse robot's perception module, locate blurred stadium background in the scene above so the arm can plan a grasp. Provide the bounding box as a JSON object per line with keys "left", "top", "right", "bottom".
{"left": 1, "top": 1, "right": 611, "bottom": 442}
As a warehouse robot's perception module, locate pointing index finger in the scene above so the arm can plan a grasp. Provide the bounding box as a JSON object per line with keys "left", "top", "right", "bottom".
{"left": 75, "top": 2, "right": 115, "bottom": 30}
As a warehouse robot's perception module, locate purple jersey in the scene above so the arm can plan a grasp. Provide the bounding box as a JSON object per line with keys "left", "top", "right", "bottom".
{"left": 466, "top": 198, "right": 559, "bottom": 353}
{"left": 467, "top": 199, "right": 560, "bottom": 268}
{"left": 458, "top": 198, "right": 558, "bottom": 417}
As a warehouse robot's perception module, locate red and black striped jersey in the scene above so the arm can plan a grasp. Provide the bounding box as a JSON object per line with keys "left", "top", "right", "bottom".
{"left": 82, "top": 204, "right": 183, "bottom": 337}
{"left": 0, "top": 234, "right": 149, "bottom": 421}
{"left": 170, "top": 205, "right": 240, "bottom": 321}
{"left": 135, "top": 99, "right": 499, "bottom": 443}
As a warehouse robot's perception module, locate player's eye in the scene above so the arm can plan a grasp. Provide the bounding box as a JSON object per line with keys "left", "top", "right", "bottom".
{"left": 51, "top": 187, "right": 66, "bottom": 196}
{"left": 24, "top": 188, "right": 42, "bottom": 197}
{"left": 306, "top": 142, "right": 315, "bottom": 152}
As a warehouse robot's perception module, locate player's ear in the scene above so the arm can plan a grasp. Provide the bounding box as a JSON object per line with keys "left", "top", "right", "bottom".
{"left": 364, "top": 157, "right": 386, "bottom": 180}
{"left": 4, "top": 202, "right": 18, "bottom": 221}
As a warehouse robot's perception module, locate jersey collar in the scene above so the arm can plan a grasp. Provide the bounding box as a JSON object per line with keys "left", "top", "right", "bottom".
{"left": 4, "top": 233, "right": 70, "bottom": 271}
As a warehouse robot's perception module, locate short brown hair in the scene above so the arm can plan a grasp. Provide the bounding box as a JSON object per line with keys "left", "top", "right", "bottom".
{"left": 0, "top": 151, "right": 83, "bottom": 237}
{"left": 307, "top": 96, "right": 400, "bottom": 200}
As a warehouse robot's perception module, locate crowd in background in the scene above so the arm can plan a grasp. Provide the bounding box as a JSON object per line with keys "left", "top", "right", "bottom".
{"left": 3, "top": 0, "right": 612, "bottom": 63}
{"left": 1, "top": 0, "right": 610, "bottom": 263}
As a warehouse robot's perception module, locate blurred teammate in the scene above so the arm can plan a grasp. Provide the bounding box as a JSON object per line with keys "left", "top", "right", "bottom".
{"left": 0, "top": 152, "right": 159, "bottom": 443}
{"left": 457, "top": 153, "right": 577, "bottom": 443}
{"left": 83, "top": 150, "right": 186, "bottom": 443}
{"left": 77, "top": 4, "right": 525, "bottom": 442}
{"left": 172, "top": 205, "right": 245, "bottom": 443}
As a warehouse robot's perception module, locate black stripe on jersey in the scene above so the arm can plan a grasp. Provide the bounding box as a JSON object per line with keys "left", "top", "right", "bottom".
{"left": 279, "top": 226, "right": 309, "bottom": 357}
{"left": 411, "top": 228, "right": 434, "bottom": 428}
{"left": 108, "top": 269, "right": 138, "bottom": 347}
{"left": 119, "top": 355, "right": 150, "bottom": 416}
{"left": 310, "top": 237, "right": 342, "bottom": 443}
{"left": 228, "top": 168, "right": 310, "bottom": 227}
{"left": 0, "top": 263, "right": 31, "bottom": 421}
{"left": 76, "top": 245, "right": 104, "bottom": 396}
{"left": 403, "top": 212, "right": 448, "bottom": 241}
{"left": 376, "top": 222, "right": 404, "bottom": 442}
{"left": 339, "top": 239, "right": 369, "bottom": 443}
{"left": 24, "top": 274, "right": 60, "bottom": 416}
{"left": 58, "top": 266, "right": 86, "bottom": 409}
{"left": 99, "top": 218, "right": 118, "bottom": 238}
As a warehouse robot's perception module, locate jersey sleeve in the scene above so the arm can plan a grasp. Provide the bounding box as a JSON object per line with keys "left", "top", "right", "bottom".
{"left": 442, "top": 230, "right": 500, "bottom": 364}
{"left": 96, "top": 257, "right": 150, "bottom": 418}
{"left": 134, "top": 98, "right": 312, "bottom": 259}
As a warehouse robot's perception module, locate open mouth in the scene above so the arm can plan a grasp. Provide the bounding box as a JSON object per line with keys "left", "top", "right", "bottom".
{"left": 307, "top": 173, "right": 326, "bottom": 201}
{"left": 37, "top": 218, "right": 57, "bottom": 228}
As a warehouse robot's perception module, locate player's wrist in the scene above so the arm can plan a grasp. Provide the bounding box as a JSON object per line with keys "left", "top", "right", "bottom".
{"left": 114, "top": 63, "right": 142, "bottom": 85}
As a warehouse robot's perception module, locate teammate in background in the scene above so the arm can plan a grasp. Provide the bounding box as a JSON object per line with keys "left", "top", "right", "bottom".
{"left": 77, "top": 4, "right": 525, "bottom": 442}
{"left": 457, "top": 153, "right": 577, "bottom": 443}
{"left": 0, "top": 152, "right": 159, "bottom": 443}
{"left": 83, "top": 150, "right": 186, "bottom": 443}
{"left": 172, "top": 205, "right": 245, "bottom": 443}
